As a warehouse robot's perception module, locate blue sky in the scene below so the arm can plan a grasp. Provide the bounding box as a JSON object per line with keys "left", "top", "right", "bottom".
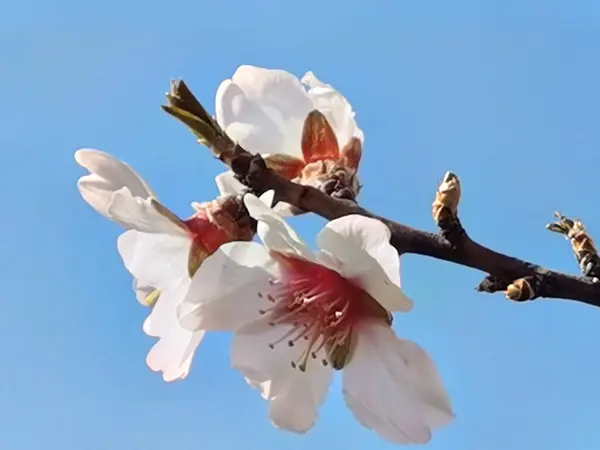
{"left": 2, "top": 0, "right": 600, "bottom": 449}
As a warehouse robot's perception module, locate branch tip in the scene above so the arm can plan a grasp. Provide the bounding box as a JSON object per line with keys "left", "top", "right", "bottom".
{"left": 432, "top": 171, "right": 465, "bottom": 244}
{"left": 546, "top": 212, "right": 600, "bottom": 278}
{"left": 476, "top": 275, "right": 510, "bottom": 293}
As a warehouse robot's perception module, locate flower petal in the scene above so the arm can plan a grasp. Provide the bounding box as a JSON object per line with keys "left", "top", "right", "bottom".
{"left": 142, "top": 279, "right": 191, "bottom": 338}
{"left": 394, "top": 338, "right": 454, "bottom": 428}
{"left": 215, "top": 79, "right": 287, "bottom": 156}
{"left": 343, "top": 322, "right": 454, "bottom": 445}
{"left": 301, "top": 72, "right": 364, "bottom": 148}
{"left": 117, "top": 230, "right": 190, "bottom": 292}
{"left": 215, "top": 171, "right": 247, "bottom": 197}
{"left": 243, "top": 193, "right": 313, "bottom": 260}
{"left": 267, "top": 359, "right": 333, "bottom": 433}
{"left": 75, "top": 149, "right": 156, "bottom": 224}
{"left": 146, "top": 328, "right": 205, "bottom": 382}
{"left": 178, "top": 241, "right": 276, "bottom": 332}
{"left": 316, "top": 215, "right": 413, "bottom": 312}
{"left": 230, "top": 318, "right": 333, "bottom": 433}
{"left": 232, "top": 66, "right": 313, "bottom": 122}
{"left": 107, "top": 188, "right": 188, "bottom": 235}
{"left": 218, "top": 66, "right": 314, "bottom": 159}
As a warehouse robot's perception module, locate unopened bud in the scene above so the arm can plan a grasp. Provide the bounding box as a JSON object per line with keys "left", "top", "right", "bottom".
{"left": 432, "top": 171, "right": 461, "bottom": 223}
{"left": 505, "top": 278, "right": 536, "bottom": 301}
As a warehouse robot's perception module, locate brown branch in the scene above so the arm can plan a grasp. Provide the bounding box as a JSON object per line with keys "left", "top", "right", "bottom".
{"left": 160, "top": 79, "right": 600, "bottom": 308}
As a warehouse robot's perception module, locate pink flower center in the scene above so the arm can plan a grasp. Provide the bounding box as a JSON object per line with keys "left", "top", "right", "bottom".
{"left": 257, "top": 252, "right": 391, "bottom": 372}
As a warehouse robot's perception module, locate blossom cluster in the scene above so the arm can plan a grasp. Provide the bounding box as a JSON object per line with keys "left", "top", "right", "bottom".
{"left": 76, "top": 65, "right": 454, "bottom": 445}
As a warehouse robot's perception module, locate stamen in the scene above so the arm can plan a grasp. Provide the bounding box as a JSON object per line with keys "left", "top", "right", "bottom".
{"left": 259, "top": 252, "right": 390, "bottom": 372}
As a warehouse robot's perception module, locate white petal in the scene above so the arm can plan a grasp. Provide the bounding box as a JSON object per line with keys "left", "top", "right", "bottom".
{"left": 272, "top": 202, "right": 296, "bottom": 217}
{"left": 260, "top": 190, "right": 295, "bottom": 217}
{"left": 394, "top": 338, "right": 454, "bottom": 428}
{"left": 258, "top": 190, "right": 275, "bottom": 208}
{"left": 232, "top": 65, "right": 312, "bottom": 120}
{"left": 146, "top": 328, "right": 205, "bottom": 382}
{"left": 143, "top": 279, "right": 192, "bottom": 338}
{"left": 215, "top": 171, "right": 246, "bottom": 196}
{"left": 107, "top": 188, "right": 187, "bottom": 235}
{"left": 231, "top": 318, "right": 298, "bottom": 381}
{"left": 267, "top": 358, "right": 333, "bottom": 433}
{"left": 218, "top": 66, "right": 313, "bottom": 159}
{"left": 301, "top": 72, "right": 364, "bottom": 147}
{"left": 117, "top": 230, "right": 190, "bottom": 291}
{"left": 243, "top": 193, "right": 314, "bottom": 260}
{"left": 215, "top": 79, "right": 288, "bottom": 156}
{"left": 75, "top": 149, "right": 156, "bottom": 224}
{"left": 178, "top": 242, "right": 277, "bottom": 332}
{"left": 343, "top": 322, "right": 454, "bottom": 445}
{"left": 317, "top": 215, "right": 413, "bottom": 312}
{"left": 231, "top": 318, "right": 333, "bottom": 433}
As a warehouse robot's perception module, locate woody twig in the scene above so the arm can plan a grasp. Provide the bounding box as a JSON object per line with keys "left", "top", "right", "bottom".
{"left": 161, "top": 79, "right": 600, "bottom": 308}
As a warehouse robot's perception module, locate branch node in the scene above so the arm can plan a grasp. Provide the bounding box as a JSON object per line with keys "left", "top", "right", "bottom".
{"left": 505, "top": 276, "right": 542, "bottom": 302}
{"left": 546, "top": 212, "right": 600, "bottom": 278}
{"left": 432, "top": 171, "right": 466, "bottom": 245}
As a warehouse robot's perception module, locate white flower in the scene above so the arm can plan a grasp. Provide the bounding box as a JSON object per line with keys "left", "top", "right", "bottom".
{"left": 178, "top": 191, "right": 454, "bottom": 444}
{"left": 75, "top": 148, "right": 253, "bottom": 381}
{"left": 214, "top": 66, "right": 364, "bottom": 210}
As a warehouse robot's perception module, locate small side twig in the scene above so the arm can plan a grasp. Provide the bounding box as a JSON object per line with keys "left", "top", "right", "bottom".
{"left": 547, "top": 212, "right": 600, "bottom": 279}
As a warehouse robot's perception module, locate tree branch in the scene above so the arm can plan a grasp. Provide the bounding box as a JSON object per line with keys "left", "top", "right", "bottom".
{"left": 161, "top": 79, "right": 600, "bottom": 308}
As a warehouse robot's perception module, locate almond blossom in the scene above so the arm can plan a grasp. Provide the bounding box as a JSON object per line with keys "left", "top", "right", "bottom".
{"left": 178, "top": 191, "right": 454, "bottom": 444}
{"left": 75, "top": 149, "right": 254, "bottom": 381}
{"left": 214, "top": 66, "right": 363, "bottom": 213}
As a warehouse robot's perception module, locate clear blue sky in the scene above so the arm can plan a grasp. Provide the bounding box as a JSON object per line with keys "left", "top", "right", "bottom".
{"left": 2, "top": 1, "right": 600, "bottom": 449}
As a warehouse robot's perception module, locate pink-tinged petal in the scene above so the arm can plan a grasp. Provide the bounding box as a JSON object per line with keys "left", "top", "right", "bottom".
{"left": 301, "top": 110, "right": 340, "bottom": 164}
{"left": 178, "top": 242, "right": 277, "bottom": 332}
{"left": 301, "top": 71, "right": 364, "bottom": 148}
{"left": 75, "top": 149, "right": 156, "bottom": 225}
{"left": 146, "top": 328, "right": 205, "bottom": 382}
{"left": 243, "top": 193, "right": 314, "bottom": 260}
{"left": 343, "top": 322, "right": 454, "bottom": 445}
{"left": 316, "top": 215, "right": 413, "bottom": 312}
{"left": 117, "top": 230, "right": 190, "bottom": 292}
